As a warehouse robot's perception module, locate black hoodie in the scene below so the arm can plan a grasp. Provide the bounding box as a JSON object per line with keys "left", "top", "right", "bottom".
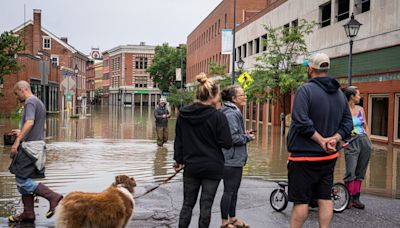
{"left": 174, "top": 103, "right": 233, "bottom": 179}
{"left": 287, "top": 76, "right": 353, "bottom": 157}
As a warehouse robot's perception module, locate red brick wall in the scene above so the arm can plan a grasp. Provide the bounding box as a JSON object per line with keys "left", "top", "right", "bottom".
{"left": 186, "top": 0, "right": 268, "bottom": 83}
{"left": 0, "top": 55, "right": 42, "bottom": 117}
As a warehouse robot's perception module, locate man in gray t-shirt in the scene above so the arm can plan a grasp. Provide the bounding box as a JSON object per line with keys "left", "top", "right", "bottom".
{"left": 21, "top": 95, "right": 46, "bottom": 141}
{"left": 9, "top": 80, "right": 62, "bottom": 224}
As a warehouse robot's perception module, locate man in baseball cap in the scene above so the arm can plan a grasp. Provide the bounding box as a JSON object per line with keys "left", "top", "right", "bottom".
{"left": 154, "top": 97, "right": 170, "bottom": 146}
{"left": 287, "top": 52, "right": 352, "bottom": 228}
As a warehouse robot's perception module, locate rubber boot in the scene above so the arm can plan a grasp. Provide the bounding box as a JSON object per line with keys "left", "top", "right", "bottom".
{"left": 8, "top": 194, "right": 35, "bottom": 223}
{"left": 34, "top": 183, "right": 63, "bottom": 218}
{"left": 352, "top": 180, "right": 365, "bottom": 209}
{"left": 352, "top": 193, "right": 365, "bottom": 209}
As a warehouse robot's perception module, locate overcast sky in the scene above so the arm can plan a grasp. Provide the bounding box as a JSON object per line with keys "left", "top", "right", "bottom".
{"left": 1, "top": 0, "right": 222, "bottom": 54}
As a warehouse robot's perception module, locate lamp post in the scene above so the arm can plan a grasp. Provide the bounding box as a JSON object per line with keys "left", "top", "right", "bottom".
{"left": 74, "top": 64, "right": 79, "bottom": 115}
{"left": 237, "top": 57, "right": 245, "bottom": 75}
{"left": 343, "top": 13, "right": 362, "bottom": 86}
{"left": 231, "top": 0, "right": 237, "bottom": 85}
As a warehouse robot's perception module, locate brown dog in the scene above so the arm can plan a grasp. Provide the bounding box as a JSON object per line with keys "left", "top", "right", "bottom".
{"left": 55, "top": 175, "right": 136, "bottom": 228}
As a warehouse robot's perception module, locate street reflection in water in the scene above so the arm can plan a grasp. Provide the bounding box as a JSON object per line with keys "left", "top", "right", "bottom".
{"left": 0, "top": 106, "right": 399, "bottom": 225}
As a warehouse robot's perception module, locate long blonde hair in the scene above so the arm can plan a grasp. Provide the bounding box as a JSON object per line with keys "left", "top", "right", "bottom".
{"left": 195, "top": 73, "right": 219, "bottom": 102}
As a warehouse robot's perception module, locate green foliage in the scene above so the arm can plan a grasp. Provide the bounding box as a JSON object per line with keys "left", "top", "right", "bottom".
{"left": 246, "top": 19, "right": 316, "bottom": 103}
{"left": 167, "top": 85, "right": 195, "bottom": 107}
{"left": 146, "top": 43, "right": 186, "bottom": 92}
{"left": 0, "top": 31, "right": 25, "bottom": 84}
{"left": 208, "top": 62, "right": 231, "bottom": 89}
{"left": 10, "top": 107, "right": 23, "bottom": 119}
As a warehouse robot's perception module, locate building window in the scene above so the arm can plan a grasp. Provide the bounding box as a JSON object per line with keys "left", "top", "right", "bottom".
{"left": 243, "top": 44, "right": 247, "bottom": 58}
{"left": 135, "top": 57, "right": 148, "bottom": 69}
{"left": 395, "top": 94, "right": 400, "bottom": 140}
{"left": 225, "top": 14, "right": 227, "bottom": 28}
{"left": 255, "top": 38, "right": 260, "bottom": 54}
{"left": 262, "top": 34, "right": 267, "bottom": 52}
{"left": 320, "top": 2, "right": 331, "bottom": 27}
{"left": 337, "top": 0, "right": 350, "bottom": 22}
{"left": 354, "top": 0, "right": 370, "bottom": 14}
{"left": 135, "top": 76, "right": 147, "bottom": 88}
{"left": 248, "top": 41, "right": 253, "bottom": 56}
{"left": 369, "top": 95, "right": 389, "bottom": 137}
{"left": 43, "top": 37, "right": 51, "bottom": 49}
{"left": 51, "top": 56, "right": 59, "bottom": 66}
{"left": 237, "top": 46, "right": 241, "bottom": 61}
{"left": 361, "top": 0, "right": 370, "bottom": 12}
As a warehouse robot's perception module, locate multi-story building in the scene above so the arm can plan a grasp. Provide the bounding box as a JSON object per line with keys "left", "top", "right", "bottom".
{"left": 0, "top": 9, "right": 90, "bottom": 116}
{"left": 186, "top": 0, "right": 268, "bottom": 86}
{"left": 235, "top": 0, "right": 400, "bottom": 144}
{"left": 104, "top": 43, "right": 161, "bottom": 107}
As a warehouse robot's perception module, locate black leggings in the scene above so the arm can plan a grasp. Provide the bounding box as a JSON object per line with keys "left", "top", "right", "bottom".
{"left": 220, "top": 166, "right": 243, "bottom": 220}
{"left": 179, "top": 176, "right": 220, "bottom": 228}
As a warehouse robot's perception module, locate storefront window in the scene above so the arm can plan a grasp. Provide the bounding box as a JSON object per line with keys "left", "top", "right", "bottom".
{"left": 370, "top": 96, "right": 389, "bottom": 137}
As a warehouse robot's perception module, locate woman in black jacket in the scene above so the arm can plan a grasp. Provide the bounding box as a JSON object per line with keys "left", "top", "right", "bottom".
{"left": 174, "top": 73, "right": 233, "bottom": 228}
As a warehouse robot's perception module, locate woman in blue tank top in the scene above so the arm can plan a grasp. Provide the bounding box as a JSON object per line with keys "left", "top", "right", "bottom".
{"left": 343, "top": 86, "right": 372, "bottom": 209}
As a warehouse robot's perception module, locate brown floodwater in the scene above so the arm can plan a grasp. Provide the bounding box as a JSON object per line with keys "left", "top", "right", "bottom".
{"left": 0, "top": 105, "right": 399, "bottom": 226}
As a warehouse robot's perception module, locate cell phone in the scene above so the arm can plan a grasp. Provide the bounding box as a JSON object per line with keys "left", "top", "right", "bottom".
{"left": 249, "top": 130, "right": 257, "bottom": 134}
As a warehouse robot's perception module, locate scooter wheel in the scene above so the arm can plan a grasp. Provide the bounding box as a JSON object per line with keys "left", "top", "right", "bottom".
{"left": 332, "top": 182, "right": 350, "bottom": 213}
{"left": 270, "top": 189, "right": 288, "bottom": 212}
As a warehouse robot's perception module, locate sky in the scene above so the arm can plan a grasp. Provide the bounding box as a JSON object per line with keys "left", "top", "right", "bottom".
{"left": 0, "top": 0, "right": 222, "bottom": 54}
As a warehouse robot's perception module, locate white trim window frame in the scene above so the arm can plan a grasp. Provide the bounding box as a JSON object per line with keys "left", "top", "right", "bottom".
{"left": 395, "top": 93, "right": 400, "bottom": 142}
{"left": 368, "top": 94, "right": 389, "bottom": 140}
{"left": 51, "top": 55, "right": 59, "bottom": 66}
{"left": 43, "top": 36, "right": 51, "bottom": 50}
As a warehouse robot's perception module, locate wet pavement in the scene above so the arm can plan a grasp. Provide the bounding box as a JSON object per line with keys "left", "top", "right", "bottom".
{"left": 0, "top": 105, "right": 399, "bottom": 227}
{"left": 132, "top": 178, "right": 400, "bottom": 228}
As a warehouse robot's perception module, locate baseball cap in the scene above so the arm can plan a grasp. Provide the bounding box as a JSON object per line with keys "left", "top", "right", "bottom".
{"left": 159, "top": 97, "right": 167, "bottom": 103}
{"left": 307, "top": 52, "right": 330, "bottom": 70}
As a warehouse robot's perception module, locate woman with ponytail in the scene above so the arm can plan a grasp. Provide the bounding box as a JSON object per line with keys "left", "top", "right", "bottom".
{"left": 174, "top": 73, "right": 233, "bottom": 228}
{"left": 343, "top": 86, "right": 372, "bottom": 209}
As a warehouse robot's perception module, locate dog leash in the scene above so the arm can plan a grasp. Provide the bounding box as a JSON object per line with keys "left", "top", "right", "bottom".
{"left": 134, "top": 167, "right": 183, "bottom": 199}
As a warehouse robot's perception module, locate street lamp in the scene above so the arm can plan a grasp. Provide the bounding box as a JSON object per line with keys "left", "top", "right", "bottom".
{"left": 237, "top": 57, "right": 245, "bottom": 74}
{"left": 231, "top": 0, "right": 237, "bottom": 85}
{"left": 74, "top": 64, "right": 79, "bottom": 115}
{"left": 343, "top": 13, "right": 362, "bottom": 86}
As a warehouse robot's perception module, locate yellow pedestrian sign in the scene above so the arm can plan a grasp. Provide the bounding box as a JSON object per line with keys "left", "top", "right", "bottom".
{"left": 237, "top": 72, "right": 254, "bottom": 89}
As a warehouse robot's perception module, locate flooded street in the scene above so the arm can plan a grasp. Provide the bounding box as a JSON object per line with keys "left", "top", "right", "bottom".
{"left": 0, "top": 106, "right": 399, "bottom": 226}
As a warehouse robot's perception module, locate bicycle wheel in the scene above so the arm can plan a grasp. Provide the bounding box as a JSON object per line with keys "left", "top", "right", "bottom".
{"left": 332, "top": 182, "right": 350, "bottom": 213}
{"left": 270, "top": 189, "right": 288, "bottom": 212}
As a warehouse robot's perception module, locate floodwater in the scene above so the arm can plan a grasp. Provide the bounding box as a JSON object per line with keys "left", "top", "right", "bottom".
{"left": 0, "top": 105, "right": 399, "bottom": 226}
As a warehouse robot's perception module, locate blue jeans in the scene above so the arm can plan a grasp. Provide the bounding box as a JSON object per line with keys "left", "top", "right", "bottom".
{"left": 15, "top": 177, "right": 38, "bottom": 195}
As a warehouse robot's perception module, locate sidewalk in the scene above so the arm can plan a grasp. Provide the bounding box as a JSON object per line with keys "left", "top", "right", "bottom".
{"left": 132, "top": 178, "right": 400, "bottom": 228}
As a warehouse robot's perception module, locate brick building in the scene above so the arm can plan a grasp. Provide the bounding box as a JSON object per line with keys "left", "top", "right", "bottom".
{"left": 0, "top": 9, "right": 90, "bottom": 116}
{"left": 103, "top": 43, "right": 161, "bottom": 107}
{"left": 186, "top": 0, "right": 268, "bottom": 85}
{"left": 235, "top": 0, "right": 400, "bottom": 144}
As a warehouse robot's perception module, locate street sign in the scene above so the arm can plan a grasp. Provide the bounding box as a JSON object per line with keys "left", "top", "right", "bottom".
{"left": 237, "top": 72, "right": 254, "bottom": 89}
{"left": 61, "top": 77, "right": 76, "bottom": 90}
{"left": 134, "top": 90, "right": 149, "bottom": 95}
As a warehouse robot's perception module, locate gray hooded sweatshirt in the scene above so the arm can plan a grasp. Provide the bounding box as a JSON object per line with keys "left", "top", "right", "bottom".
{"left": 220, "top": 102, "right": 251, "bottom": 167}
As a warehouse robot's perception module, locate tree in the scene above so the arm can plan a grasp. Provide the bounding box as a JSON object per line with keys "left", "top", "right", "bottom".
{"left": 167, "top": 85, "right": 194, "bottom": 108}
{"left": 146, "top": 43, "right": 186, "bottom": 92}
{"left": 0, "top": 31, "right": 25, "bottom": 95}
{"left": 246, "top": 19, "right": 316, "bottom": 104}
{"left": 208, "top": 62, "right": 231, "bottom": 89}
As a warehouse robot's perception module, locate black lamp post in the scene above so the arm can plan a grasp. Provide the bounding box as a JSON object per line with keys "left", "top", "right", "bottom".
{"left": 343, "top": 13, "right": 362, "bottom": 86}
{"left": 74, "top": 64, "right": 79, "bottom": 115}
{"left": 237, "top": 57, "right": 245, "bottom": 74}
{"left": 231, "top": 0, "right": 237, "bottom": 85}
